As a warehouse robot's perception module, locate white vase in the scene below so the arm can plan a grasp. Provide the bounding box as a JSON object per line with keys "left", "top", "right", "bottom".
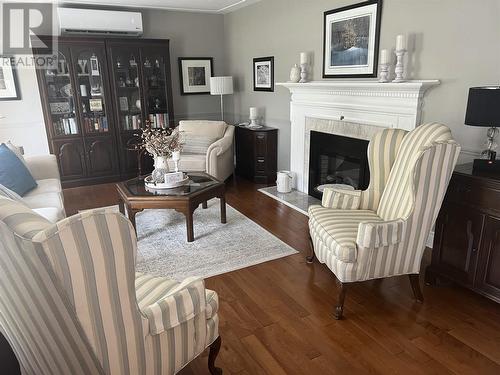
{"left": 289, "top": 64, "right": 300, "bottom": 83}
{"left": 152, "top": 155, "right": 170, "bottom": 183}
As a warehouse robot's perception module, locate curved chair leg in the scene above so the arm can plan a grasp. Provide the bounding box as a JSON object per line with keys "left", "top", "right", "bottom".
{"left": 409, "top": 274, "right": 424, "bottom": 303}
{"left": 334, "top": 279, "right": 347, "bottom": 320}
{"left": 208, "top": 336, "right": 222, "bottom": 375}
{"left": 306, "top": 234, "right": 316, "bottom": 264}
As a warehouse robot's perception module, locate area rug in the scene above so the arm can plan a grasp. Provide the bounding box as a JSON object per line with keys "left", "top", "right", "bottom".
{"left": 104, "top": 200, "right": 298, "bottom": 280}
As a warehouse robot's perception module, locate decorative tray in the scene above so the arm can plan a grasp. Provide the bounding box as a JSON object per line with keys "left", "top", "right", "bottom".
{"left": 144, "top": 174, "right": 190, "bottom": 190}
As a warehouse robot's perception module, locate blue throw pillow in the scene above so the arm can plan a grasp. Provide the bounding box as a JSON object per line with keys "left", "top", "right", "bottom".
{"left": 0, "top": 143, "right": 37, "bottom": 196}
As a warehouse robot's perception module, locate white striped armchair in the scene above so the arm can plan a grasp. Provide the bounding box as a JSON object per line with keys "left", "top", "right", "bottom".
{"left": 308, "top": 123, "right": 460, "bottom": 319}
{"left": 0, "top": 198, "right": 222, "bottom": 375}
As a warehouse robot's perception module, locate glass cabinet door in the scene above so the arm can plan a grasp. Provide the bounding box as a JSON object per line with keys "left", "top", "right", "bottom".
{"left": 43, "top": 48, "right": 79, "bottom": 137}
{"left": 141, "top": 47, "right": 172, "bottom": 129}
{"left": 109, "top": 47, "right": 144, "bottom": 132}
{"left": 73, "top": 46, "right": 111, "bottom": 135}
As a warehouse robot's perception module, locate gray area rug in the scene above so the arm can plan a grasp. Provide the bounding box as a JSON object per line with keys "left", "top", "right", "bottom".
{"left": 126, "top": 199, "right": 298, "bottom": 280}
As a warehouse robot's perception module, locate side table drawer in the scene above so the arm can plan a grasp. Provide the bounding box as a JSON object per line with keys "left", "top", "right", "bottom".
{"left": 256, "top": 157, "right": 266, "bottom": 172}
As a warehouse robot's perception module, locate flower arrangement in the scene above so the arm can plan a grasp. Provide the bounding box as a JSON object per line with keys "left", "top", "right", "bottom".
{"left": 140, "top": 124, "right": 183, "bottom": 158}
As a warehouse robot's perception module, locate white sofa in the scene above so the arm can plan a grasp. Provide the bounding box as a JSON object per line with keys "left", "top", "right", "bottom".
{"left": 0, "top": 150, "right": 65, "bottom": 223}
{"left": 23, "top": 154, "right": 66, "bottom": 222}
{"left": 169, "top": 120, "right": 235, "bottom": 181}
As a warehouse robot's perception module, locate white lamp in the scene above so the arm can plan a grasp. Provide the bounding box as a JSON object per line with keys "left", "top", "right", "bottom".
{"left": 210, "top": 76, "right": 233, "bottom": 121}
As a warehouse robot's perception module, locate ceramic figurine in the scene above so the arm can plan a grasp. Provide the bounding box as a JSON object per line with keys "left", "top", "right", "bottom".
{"left": 289, "top": 64, "right": 300, "bottom": 83}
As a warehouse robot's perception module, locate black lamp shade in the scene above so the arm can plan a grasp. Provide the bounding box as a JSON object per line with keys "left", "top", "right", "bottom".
{"left": 465, "top": 86, "right": 500, "bottom": 127}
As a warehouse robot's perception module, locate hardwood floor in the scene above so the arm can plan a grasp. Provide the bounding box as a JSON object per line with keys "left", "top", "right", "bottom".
{"left": 62, "top": 176, "right": 500, "bottom": 375}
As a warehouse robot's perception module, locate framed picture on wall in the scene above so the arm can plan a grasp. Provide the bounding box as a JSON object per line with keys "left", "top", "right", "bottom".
{"left": 0, "top": 56, "right": 21, "bottom": 101}
{"left": 323, "top": 0, "right": 382, "bottom": 78}
{"left": 178, "top": 57, "right": 214, "bottom": 95}
{"left": 253, "top": 56, "right": 274, "bottom": 92}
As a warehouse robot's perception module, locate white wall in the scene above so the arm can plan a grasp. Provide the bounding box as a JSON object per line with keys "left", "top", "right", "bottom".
{"left": 0, "top": 65, "right": 48, "bottom": 155}
{"left": 224, "top": 0, "right": 500, "bottom": 169}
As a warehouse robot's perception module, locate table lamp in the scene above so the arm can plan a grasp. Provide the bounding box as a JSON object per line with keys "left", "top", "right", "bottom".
{"left": 210, "top": 76, "right": 233, "bottom": 121}
{"left": 465, "top": 86, "right": 500, "bottom": 171}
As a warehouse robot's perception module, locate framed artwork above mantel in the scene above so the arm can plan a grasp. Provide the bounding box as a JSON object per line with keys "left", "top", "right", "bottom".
{"left": 323, "top": 0, "right": 382, "bottom": 78}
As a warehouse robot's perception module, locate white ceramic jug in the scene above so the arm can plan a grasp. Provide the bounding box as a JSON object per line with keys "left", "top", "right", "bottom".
{"left": 276, "top": 171, "right": 294, "bottom": 193}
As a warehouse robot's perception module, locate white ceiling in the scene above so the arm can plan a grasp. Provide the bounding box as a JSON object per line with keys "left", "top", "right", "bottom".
{"left": 61, "top": 0, "right": 262, "bottom": 13}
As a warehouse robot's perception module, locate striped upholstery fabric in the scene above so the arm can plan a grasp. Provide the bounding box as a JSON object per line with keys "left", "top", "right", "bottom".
{"left": 0, "top": 196, "right": 50, "bottom": 239}
{"left": 309, "top": 123, "right": 460, "bottom": 283}
{"left": 356, "top": 218, "right": 405, "bottom": 248}
{"left": 0, "top": 204, "right": 220, "bottom": 375}
{"left": 322, "top": 188, "right": 361, "bottom": 210}
{"left": 0, "top": 184, "right": 24, "bottom": 202}
{"left": 309, "top": 205, "right": 382, "bottom": 263}
{"left": 360, "top": 128, "right": 407, "bottom": 210}
{"left": 182, "top": 136, "right": 218, "bottom": 155}
{"left": 377, "top": 122, "right": 452, "bottom": 220}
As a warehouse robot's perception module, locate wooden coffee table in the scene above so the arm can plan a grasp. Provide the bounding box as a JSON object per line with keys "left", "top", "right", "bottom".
{"left": 116, "top": 172, "right": 226, "bottom": 242}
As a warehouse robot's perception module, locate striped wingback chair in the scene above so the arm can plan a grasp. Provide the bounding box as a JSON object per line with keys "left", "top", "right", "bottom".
{"left": 0, "top": 197, "right": 222, "bottom": 375}
{"left": 308, "top": 123, "right": 461, "bottom": 319}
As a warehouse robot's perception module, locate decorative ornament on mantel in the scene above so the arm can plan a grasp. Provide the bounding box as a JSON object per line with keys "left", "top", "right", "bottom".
{"left": 289, "top": 64, "right": 301, "bottom": 83}
{"left": 299, "top": 52, "right": 309, "bottom": 83}
{"left": 393, "top": 34, "right": 407, "bottom": 83}
{"left": 378, "top": 49, "right": 390, "bottom": 83}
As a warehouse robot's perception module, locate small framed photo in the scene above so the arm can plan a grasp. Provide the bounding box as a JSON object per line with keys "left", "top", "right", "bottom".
{"left": 178, "top": 57, "right": 214, "bottom": 95}
{"left": 89, "top": 98, "right": 103, "bottom": 112}
{"left": 323, "top": 0, "right": 382, "bottom": 78}
{"left": 253, "top": 57, "right": 274, "bottom": 92}
{"left": 0, "top": 56, "right": 21, "bottom": 101}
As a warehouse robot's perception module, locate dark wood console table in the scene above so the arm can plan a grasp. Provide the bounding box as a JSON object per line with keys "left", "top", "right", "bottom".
{"left": 426, "top": 163, "right": 500, "bottom": 303}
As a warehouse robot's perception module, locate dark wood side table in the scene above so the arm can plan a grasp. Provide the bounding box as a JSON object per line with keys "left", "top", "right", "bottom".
{"left": 235, "top": 125, "right": 278, "bottom": 184}
{"left": 426, "top": 163, "right": 500, "bottom": 304}
{"left": 116, "top": 173, "right": 226, "bottom": 242}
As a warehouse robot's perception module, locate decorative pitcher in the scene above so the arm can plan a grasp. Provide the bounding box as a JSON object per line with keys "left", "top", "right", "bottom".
{"left": 152, "top": 155, "right": 170, "bottom": 183}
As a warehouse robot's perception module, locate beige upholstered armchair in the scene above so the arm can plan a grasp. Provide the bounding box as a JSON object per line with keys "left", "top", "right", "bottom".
{"left": 308, "top": 123, "right": 460, "bottom": 319}
{"left": 169, "top": 120, "right": 234, "bottom": 181}
{"left": 0, "top": 196, "right": 222, "bottom": 375}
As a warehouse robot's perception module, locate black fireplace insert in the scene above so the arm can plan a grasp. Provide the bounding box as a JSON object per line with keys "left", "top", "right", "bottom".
{"left": 308, "top": 130, "right": 369, "bottom": 199}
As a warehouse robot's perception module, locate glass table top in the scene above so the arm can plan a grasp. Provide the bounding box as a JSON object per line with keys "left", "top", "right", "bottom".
{"left": 123, "top": 173, "right": 220, "bottom": 197}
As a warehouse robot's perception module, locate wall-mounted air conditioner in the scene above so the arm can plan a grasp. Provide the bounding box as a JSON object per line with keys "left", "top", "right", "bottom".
{"left": 58, "top": 8, "right": 143, "bottom": 36}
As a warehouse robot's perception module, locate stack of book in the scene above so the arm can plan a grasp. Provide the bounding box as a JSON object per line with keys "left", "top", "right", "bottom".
{"left": 84, "top": 117, "right": 109, "bottom": 133}
{"left": 123, "top": 115, "right": 141, "bottom": 130}
{"left": 148, "top": 113, "right": 169, "bottom": 128}
{"left": 55, "top": 118, "right": 78, "bottom": 136}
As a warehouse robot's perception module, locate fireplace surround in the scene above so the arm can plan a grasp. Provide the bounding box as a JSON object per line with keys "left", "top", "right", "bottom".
{"left": 277, "top": 80, "right": 440, "bottom": 193}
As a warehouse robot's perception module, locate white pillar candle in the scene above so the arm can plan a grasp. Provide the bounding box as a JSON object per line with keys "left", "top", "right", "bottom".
{"left": 249, "top": 107, "right": 258, "bottom": 119}
{"left": 300, "top": 52, "right": 308, "bottom": 65}
{"left": 396, "top": 34, "right": 406, "bottom": 50}
{"left": 380, "top": 49, "right": 389, "bottom": 64}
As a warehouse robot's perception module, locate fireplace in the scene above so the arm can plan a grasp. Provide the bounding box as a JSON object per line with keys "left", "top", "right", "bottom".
{"left": 308, "top": 131, "right": 369, "bottom": 199}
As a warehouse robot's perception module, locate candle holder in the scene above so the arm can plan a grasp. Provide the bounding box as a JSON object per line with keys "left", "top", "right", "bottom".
{"left": 299, "top": 63, "right": 308, "bottom": 83}
{"left": 379, "top": 63, "right": 390, "bottom": 83}
{"left": 392, "top": 49, "right": 407, "bottom": 83}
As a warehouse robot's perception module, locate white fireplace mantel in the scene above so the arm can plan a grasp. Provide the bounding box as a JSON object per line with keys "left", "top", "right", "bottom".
{"left": 277, "top": 80, "right": 440, "bottom": 193}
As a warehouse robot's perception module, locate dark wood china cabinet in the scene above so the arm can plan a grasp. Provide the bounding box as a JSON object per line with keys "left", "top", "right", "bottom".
{"left": 34, "top": 36, "right": 174, "bottom": 187}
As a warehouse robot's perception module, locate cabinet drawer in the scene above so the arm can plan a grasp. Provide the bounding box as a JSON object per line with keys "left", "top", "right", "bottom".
{"left": 447, "top": 176, "right": 500, "bottom": 212}
{"left": 256, "top": 157, "right": 266, "bottom": 172}
{"left": 255, "top": 133, "right": 267, "bottom": 157}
